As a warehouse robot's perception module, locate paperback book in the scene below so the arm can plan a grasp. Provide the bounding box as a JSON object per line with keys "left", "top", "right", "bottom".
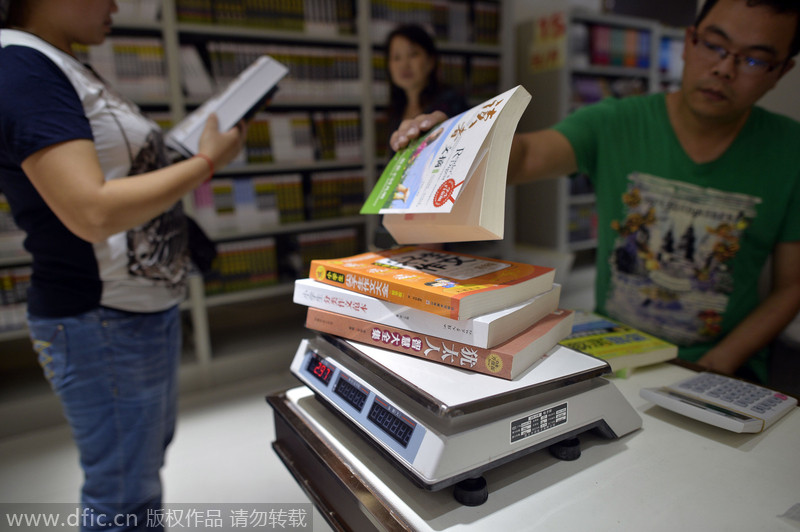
{"left": 306, "top": 307, "right": 575, "bottom": 380}
{"left": 293, "top": 277, "right": 561, "bottom": 348}
{"left": 309, "top": 246, "right": 555, "bottom": 320}
{"left": 360, "top": 85, "right": 531, "bottom": 244}
{"left": 559, "top": 311, "right": 677, "bottom": 375}
{"left": 166, "top": 55, "right": 289, "bottom": 157}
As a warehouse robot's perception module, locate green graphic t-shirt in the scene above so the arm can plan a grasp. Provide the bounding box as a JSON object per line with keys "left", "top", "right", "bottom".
{"left": 554, "top": 93, "right": 800, "bottom": 382}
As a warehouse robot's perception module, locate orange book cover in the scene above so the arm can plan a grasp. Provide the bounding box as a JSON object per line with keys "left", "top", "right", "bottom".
{"left": 309, "top": 246, "right": 555, "bottom": 320}
{"left": 306, "top": 307, "right": 575, "bottom": 380}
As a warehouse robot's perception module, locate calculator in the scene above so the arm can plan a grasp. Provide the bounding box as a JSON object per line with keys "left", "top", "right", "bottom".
{"left": 640, "top": 372, "right": 798, "bottom": 433}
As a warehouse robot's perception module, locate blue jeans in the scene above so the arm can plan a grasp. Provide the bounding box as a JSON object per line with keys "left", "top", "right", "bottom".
{"left": 28, "top": 306, "right": 181, "bottom": 532}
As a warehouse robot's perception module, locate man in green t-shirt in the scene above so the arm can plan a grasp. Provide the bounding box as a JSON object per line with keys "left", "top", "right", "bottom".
{"left": 390, "top": 0, "right": 800, "bottom": 383}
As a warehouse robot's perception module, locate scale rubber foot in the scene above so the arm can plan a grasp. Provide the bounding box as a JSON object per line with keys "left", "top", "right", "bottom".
{"left": 453, "top": 476, "right": 488, "bottom": 506}
{"left": 549, "top": 437, "right": 581, "bottom": 461}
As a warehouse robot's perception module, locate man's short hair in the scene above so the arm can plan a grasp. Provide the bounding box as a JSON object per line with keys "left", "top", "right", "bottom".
{"left": 695, "top": 0, "right": 800, "bottom": 58}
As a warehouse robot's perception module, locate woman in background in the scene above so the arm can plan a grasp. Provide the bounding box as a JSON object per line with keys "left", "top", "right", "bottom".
{"left": 384, "top": 23, "right": 468, "bottom": 148}
{"left": 0, "top": 1, "right": 245, "bottom": 530}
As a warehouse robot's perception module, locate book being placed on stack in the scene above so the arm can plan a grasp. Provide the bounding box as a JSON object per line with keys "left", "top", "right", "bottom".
{"left": 301, "top": 246, "right": 576, "bottom": 380}
{"left": 360, "top": 85, "right": 531, "bottom": 244}
{"left": 559, "top": 310, "right": 678, "bottom": 377}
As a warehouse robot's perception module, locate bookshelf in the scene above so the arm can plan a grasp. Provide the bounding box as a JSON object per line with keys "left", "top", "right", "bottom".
{"left": 0, "top": 0, "right": 512, "bottom": 420}
{"left": 512, "top": 7, "right": 685, "bottom": 261}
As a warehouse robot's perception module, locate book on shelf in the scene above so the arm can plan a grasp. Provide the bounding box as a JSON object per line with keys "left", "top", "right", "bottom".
{"left": 308, "top": 171, "right": 365, "bottom": 219}
{"left": 239, "top": 111, "right": 362, "bottom": 165}
{"left": 203, "top": 237, "right": 278, "bottom": 295}
{"left": 309, "top": 246, "right": 555, "bottom": 320}
{"left": 558, "top": 310, "right": 678, "bottom": 376}
{"left": 286, "top": 228, "right": 360, "bottom": 279}
{"left": 204, "top": 42, "right": 359, "bottom": 103}
{"left": 166, "top": 55, "right": 289, "bottom": 158}
{"left": 175, "top": 0, "right": 356, "bottom": 35}
{"left": 192, "top": 173, "right": 308, "bottom": 235}
{"left": 179, "top": 45, "right": 215, "bottom": 99}
{"left": 293, "top": 278, "right": 562, "bottom": 349}
{"left": 0, "top": 265, "right": 31, "bottom": 332}
{"left": 306, "top": 307, "right": 575, "bottom": 380}
{"left": 360, "top": 85, "right": 531, "bottom": 244}
{"left": 116, "top": 0, "right": 160, "bottom": 22}
{"left": 75, "top": 37, "right": 169, "bottom": 101}
{"left": 267, "top": 112, "right": 316, "bottom": 163}
{"left": 468, "top": 56, "right": 501, "bottom": 100}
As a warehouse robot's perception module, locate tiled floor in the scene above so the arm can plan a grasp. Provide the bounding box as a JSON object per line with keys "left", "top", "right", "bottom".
{"left": 0, "top": 370, "right": 334, "bottom": 532}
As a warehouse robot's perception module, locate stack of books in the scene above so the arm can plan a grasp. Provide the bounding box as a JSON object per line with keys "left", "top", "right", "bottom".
{"left": 293, "top": 246, "right": 576, "bottom": 380}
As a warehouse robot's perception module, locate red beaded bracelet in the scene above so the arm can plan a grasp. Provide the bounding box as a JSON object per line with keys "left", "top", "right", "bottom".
{"left": 194, "top": 153, "right": 214, "bottom": 182}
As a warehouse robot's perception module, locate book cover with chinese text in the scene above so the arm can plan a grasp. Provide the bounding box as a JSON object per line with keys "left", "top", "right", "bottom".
{"left": 361, "top": 86, "right": 531, "bottom": 243}
{"left": 293, "top": 277, "right": 561, "bottom": 348}
{"left": 306, "top": 307, "right": 574, "bottom": 380}
{"left": 309, "top": 246, "right": 555, "bottom": 320}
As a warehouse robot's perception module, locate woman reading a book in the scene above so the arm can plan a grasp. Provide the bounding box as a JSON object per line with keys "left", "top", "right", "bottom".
{"left": 0, "top": 1, "right": 246, "bottom": 529}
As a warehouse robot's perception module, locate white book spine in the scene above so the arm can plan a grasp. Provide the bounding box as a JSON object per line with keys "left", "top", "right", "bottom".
{"left": 293, "top": 278, "right": 561, "bottom": 348}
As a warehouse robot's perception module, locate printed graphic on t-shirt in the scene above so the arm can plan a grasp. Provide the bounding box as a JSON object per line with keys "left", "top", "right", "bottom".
{"left": 605, "top": 172, "right": 761, "bottom": 345}
{"left": 125, "top": 130, "right": 190, "bottom": 289}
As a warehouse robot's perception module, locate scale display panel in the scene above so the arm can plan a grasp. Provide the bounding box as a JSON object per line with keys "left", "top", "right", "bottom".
{"left": 368, "top": 397, "right": 416, "bottom": 448}
{"left": 334, "top": 376, "right": 368, "bottom": 412}
{"left": 295, "top": 342, "right": 427, "bottom": 463}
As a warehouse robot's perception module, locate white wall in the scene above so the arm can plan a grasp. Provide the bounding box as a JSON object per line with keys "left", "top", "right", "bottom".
{"left": 760, "top": 64, "right": 800, "bottom": 121}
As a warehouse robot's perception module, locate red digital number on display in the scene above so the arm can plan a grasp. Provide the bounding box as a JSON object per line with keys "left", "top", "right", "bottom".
{"left": 314, "top": 362, "right": 332, "bottom": 381}
{"left": 306, "top": 354, "right": 334, "bottom": 385}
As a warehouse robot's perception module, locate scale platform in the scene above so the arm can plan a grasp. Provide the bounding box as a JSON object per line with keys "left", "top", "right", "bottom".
{"left": 289, "top": 333, "right": 642, "bottom": 504}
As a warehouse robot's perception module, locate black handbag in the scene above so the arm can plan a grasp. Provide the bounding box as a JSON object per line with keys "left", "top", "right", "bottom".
{"left": 186, "top": 215, "right": 217, "bottom": 274}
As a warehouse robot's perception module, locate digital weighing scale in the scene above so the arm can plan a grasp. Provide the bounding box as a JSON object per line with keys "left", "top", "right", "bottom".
{"left": 288, "top": 333, "right": 642, "bottom": 505}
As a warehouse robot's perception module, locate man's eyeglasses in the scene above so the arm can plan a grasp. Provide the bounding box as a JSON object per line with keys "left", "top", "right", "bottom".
{"left": 690, "top": 29, "right": 787, "bottom": 75}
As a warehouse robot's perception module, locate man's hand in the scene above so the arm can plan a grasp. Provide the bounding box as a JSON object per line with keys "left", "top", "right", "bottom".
{"left": 389, "top": 110, "right": 448, "bottom": 152}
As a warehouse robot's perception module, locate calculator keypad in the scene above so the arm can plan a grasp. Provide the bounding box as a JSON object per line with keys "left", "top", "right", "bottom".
{"left": 674, "top": 373, "right": 793, "bottom": 419}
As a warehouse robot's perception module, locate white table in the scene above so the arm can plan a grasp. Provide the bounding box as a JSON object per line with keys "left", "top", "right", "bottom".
{"left": 268, "top": 362, "right": 800, "bottom": 531}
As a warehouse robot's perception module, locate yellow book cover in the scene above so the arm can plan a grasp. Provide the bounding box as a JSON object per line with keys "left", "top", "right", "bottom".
{"left": 309, "top": 246, "right": 555, "bottom": 320}
{"left": 559, "top": 311, "right": 677, "bottom": 374}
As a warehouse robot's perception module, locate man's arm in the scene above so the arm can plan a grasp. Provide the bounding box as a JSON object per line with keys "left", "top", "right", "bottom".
{"left": 697, "top": 240, "right": 800, "bottom": 375}
{"left": 507, "top": 129, "right": 579, "bottom": 185}
{"left": 390, "top": 111, "right": 579, "bottom": 185}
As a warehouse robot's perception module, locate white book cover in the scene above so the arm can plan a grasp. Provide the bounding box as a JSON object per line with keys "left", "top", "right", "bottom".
{"left": 293, "top": 277, "right": 561, "bottom": 349}
{"left": 166, "top": 55, "right": 288, "bottom": 157}
{"left": 360, "top": 85, "right": 530, "bottom": 244}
